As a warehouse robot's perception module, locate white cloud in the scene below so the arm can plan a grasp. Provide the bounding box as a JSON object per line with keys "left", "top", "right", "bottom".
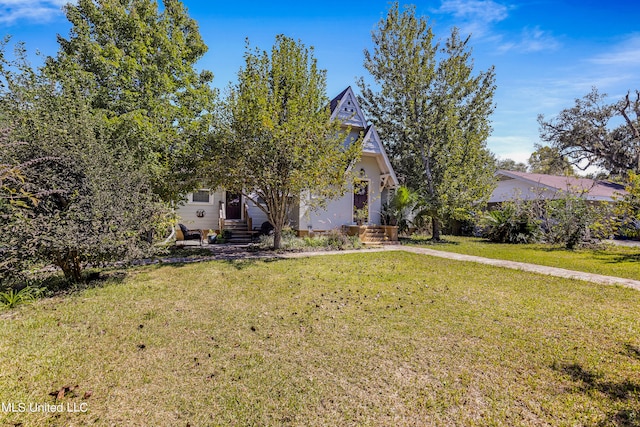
{"left": 0, "top": 0, "right": 71, "bottom": 25}
{"left": 436, "top": 0, "right": 509, "bottom": 24}
{"left": 434, "top": 1, "right": 560, "bottom": 53}
{"left": 434, "top": 0, "right": 509, "bottom": 40}
{"left": 487, "top": 136, "right": 535, "bottom": 163}
{"left": 498, "top": 26, "right": 561, "bottom": 53}
{"left": 589, "top": 34, "right": 640, "bottom": 67}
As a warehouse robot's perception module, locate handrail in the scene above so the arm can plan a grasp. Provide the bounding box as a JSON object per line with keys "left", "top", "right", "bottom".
{"left": 243, "top": 202, "right": 252, "bottom": 231}
{"left": 219, "top": 201, "right": 226, "bottom": 232}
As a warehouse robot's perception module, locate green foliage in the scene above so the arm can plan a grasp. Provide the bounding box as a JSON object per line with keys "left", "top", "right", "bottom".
{"left": 259, "top": 228, "right": 360, "bottom": 251}
{"left": 483, "top": 190, "right": 612, "bottom": 249}
{"left": 213, "top": 35, "right": 360, "bottom": 249}
{"left": 358, "top": 2, "right": 497, "bottom": 240}
{"left": 543, "top": 195, "right": 592, "bottom": 249}
{"left": 495, "top": 157, "right": 528, "bottom": 172}
{"left": 324, "top": 229, "right": 352, "bottom": 250}
{"left": 0, "top": 47, "right": 171, "bottom": 284}
{"left": 539, "top": 88, "right": 640, "bottom": 174}
{"left": 0, "top": 285, "right": 43, "bottom": 309}
{"left": 482, "top": 201, "right": 539, "bottom": 243}
{"left": 528, "top": 145, "right": 575, "bottom": 175}
{"left": 614, "top": 172, "right": 640, "bottom": 239}
{"left": 381, "top": 185, "right": 419, "bottom": 234}
{"left": 47, "top": 0, "right": 217, "bottom": 202}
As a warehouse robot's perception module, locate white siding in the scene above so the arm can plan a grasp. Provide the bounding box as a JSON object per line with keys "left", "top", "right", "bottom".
{"left": 175, "top": 189, "right": 224, "bottom": 231}
{"left": 298, "top": 155, "right": 385, "bottom": 230}
{"left": 245, "top": 195, "right": 270, "bottom": 230}
{"left": 489, "top": 178, "right": 558, "bottom": 203}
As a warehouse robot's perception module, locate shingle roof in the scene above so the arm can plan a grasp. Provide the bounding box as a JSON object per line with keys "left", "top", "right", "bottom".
{"left": 329, "top": 86, "right": 351, "bottom": 114}
{"left": 497, "top": 170, "right": 627, "bottom": 200}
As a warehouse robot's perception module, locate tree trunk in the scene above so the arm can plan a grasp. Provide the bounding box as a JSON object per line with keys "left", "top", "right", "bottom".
{"left": 431, "top": 217, "right": 441, "bottom": 241}
{"left": 273, "top": 228, "right": 282, "bottom": 250}
{"left": 55, "top": 249, "right": 83, "bottom": 283}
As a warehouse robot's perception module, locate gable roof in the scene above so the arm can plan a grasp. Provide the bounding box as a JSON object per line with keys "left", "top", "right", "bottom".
{"left": 363, "top": 125, "right": 399, "bottom": 188}
{"left": 329, "top": 86, "right": 367, "bottom": 129}
{"left": 495, "top": 170, "right": 626, "bottom": 201}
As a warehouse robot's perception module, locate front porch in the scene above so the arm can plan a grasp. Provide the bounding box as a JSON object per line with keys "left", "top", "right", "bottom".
{"left": 343, "top": 225, "right": 398, "bottom": 244}
{"left": 295, "top": 225, "right": 399, "bottom": 244}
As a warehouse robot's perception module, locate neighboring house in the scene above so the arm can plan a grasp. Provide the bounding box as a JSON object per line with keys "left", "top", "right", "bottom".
{"left": 489, "top": 170, "right": 626, "bottom": 205}
{"left": 176, "top": 86, "right": 399, "bottom": 242}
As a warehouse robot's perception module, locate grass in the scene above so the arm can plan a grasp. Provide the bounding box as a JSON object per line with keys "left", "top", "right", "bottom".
{"left": 1, "top": 252, "right": 639, "bottom": 426}
{"left": 406, "top": 235, "right": 640, "bottom": 281}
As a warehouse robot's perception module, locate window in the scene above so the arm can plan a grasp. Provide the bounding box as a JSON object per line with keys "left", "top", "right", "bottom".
{"left": 192, "top": 191, "right": 210, "bottom": 203}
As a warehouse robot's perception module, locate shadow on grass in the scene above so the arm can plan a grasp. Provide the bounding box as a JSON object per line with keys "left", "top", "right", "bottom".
{"left": 222, "top": 258, "right": 278, "bottom": 270}
{"left": 554, "top": 362, "right": 640, "bottom": 426}
{"left": 40, "top": 269, "right": 128, "bottom": 297}
{"left": 623, "top": 344, "right": 640, "bottom": 360}
{"left": 589, "top": 251, "right": 640, "bottom": 265}
{"left": 400, "top": 236, "right": 461, "bottom": 246}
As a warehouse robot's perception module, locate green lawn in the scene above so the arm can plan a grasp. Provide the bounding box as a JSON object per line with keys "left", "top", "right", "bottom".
{"left": 1, "top": 252, "right": 640, "bottom": 426}
{"left": 407, "top": 235, "right": 640, "bottom": 281}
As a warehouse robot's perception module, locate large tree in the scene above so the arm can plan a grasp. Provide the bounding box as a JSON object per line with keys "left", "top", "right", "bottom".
{"left": 496, "top": 158, "right": 528, "bottom": 172}
{"left": 538, "top": 88, "right": 640, "bottom": 175}
{"left": 0, "top": 48, "right": 169, "bottom": 284}
{"left": 47, "top": 0, "right": 217, "bottom": 202}
{"left": 528, "top": 145, "right": 575, "bottom": 175}
{"left": 358, "top": 2, "right": 496, "bottom": 240}
{"left": 212, "top": 35, "right": 360, "bottom": 249}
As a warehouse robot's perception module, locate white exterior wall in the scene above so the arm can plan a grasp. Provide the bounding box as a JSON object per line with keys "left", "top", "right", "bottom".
{"left": 489, "top": 178, "right": 558, "bottom": 203}
{"left": 175, "top": 190, "right": 224, "bottom": 231}
{"left": 298, "top": 155, "right": 384, "bottom": 231}
{"left": 245, "top": 196, "right": 270, "bottom": 229}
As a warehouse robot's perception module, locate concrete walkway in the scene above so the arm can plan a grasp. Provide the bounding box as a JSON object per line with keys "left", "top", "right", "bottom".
{"left": 279, "top": 245, "right": 640, "bottom": 292}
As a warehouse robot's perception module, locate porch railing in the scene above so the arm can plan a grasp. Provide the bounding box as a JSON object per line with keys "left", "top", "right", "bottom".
{"left": 218, "top": 201, "right": 225, "bottom": 232}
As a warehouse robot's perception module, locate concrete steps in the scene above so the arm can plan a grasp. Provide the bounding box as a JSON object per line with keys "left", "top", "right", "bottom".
{"left": 222, "top": 219, "right": 254, "bottom": 244}
{"left": 361, "top": 226, "right": 388, "bottom": 243}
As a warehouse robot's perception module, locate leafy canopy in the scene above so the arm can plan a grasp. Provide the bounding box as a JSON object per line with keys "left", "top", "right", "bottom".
{"left": 528, "top": 145, "right": 575, "bottom": 176}
{"left": 48, "top": 0, "right": 217, "bottom": 202}
{"left": 212, "top": 35, "right": 360, "bottom": 248}
{"left": 0, "top": 46, "right": 170, "bottom": 284}
{"left": 358, "top": 2, "right": 496, "bottom": 239}
{"left": 538, "top": 88, "right": 640, "bottom": 175}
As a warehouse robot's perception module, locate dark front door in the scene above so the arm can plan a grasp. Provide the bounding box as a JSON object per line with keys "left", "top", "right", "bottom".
{"left": 353, "top": 180, "right": 369, "bottom": 223}
{"left": 225, "top": 192, "right": 242, "bottom": 219}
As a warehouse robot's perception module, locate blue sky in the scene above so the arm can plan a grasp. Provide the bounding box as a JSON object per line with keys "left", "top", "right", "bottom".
{"left": 2, "top": 0, "right": 639, "bottom": 165}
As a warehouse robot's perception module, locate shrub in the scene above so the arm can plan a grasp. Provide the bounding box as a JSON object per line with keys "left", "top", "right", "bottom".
{"left": 543, "top": 196, "right": 592, "bottom": 249}
{"left": 482, "top": 201, "right": 539, "bottom": 243}
{"left": 614, "top": 172, "right": 640, "bottom": 240}
{"left": 325, "top": 229, "right": 351, "bottom": 250}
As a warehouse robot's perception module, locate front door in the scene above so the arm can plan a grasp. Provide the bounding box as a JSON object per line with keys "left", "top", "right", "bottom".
{"left": 225, "top": 192, "right": 242, "bottom": 219}
{"left": 353, "top": 180, "right": 369, "bottom": 223}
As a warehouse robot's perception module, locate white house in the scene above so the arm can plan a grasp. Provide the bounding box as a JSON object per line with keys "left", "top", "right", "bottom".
{"left": 176, "top": 87, "right": 399, "bottom": 242}
{"left": 490, "top": 170, "right": 626, "bottom": 205}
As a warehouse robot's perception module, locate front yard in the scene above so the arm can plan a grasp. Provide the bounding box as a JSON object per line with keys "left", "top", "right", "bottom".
{"left": 1, "top": 252, "right": 639, "bottom": 426}
{"left": 407, "top": 235, "right": 640, "bottom": 281}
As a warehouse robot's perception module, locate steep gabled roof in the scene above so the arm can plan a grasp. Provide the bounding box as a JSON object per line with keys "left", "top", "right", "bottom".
{"left": 363, "top": 125, "right": 399, "bottom": 188}
{"left": 329, "top": 86, "right": 367, "bottom": 129}
{"left": 496, "top": 170, "right": 626, "bottom": 201}
{"left": 329, "top": 87, "right": 350, "bottom": 114}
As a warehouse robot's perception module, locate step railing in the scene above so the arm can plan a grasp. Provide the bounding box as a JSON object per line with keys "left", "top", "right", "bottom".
{"left": 219, "top": 201, "right": 226, "bottom": 232}
{"left": 243, "top": 202, "right": 252, "bottom": 231}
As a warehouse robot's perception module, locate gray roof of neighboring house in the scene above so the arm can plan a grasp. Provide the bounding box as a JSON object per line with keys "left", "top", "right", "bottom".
{"left": 495, "top": 170, "right": 627, "bottom": 201}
